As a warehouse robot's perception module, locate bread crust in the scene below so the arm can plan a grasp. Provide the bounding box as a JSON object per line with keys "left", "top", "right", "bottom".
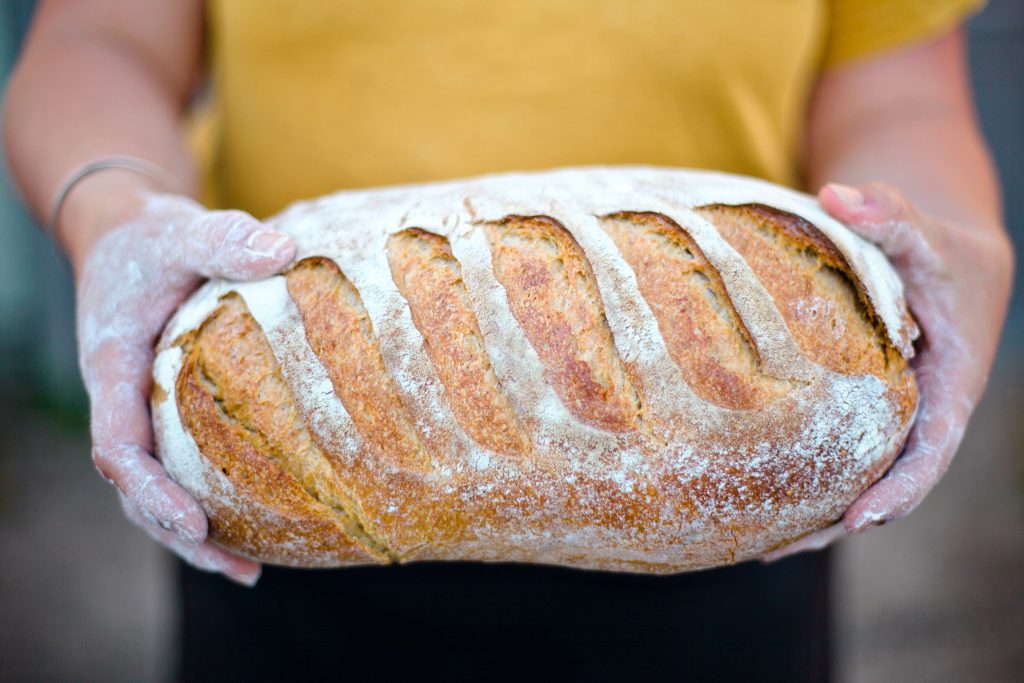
{"left": 152, "top": 166, "right": 918, "bottom": 573}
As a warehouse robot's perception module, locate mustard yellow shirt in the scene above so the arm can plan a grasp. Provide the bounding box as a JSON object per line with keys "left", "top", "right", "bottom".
{"left": 198, "top": 0, "right": 983, "bottom": 218}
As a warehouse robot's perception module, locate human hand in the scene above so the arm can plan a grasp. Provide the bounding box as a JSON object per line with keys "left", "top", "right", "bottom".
{"left": 76, "top": 191, "right": 296, "bottom": 585}
{"left": 763, "top": 181, "right": 1014, "bottom": 561}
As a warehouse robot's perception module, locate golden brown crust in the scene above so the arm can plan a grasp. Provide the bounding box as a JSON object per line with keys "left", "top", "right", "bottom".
{"left": 601, "top": 212, "right": 793, "bottom": 409}
{"left": 695, "top": 203, "right": 918, "bottom": 427}
{"left": 285, "top": 257, "right": 431, "bottom": 472}
{"left": 176, "top": 310, "right": 388, "bottom": 565}
{"left": 484, "top": 215, "right": 646, "bottom": 432}
{"left": 695, "top": 204, "right": 894, "bottom": 379}
{"left": 385, "top": 228, "right": 531, "bottom": 456}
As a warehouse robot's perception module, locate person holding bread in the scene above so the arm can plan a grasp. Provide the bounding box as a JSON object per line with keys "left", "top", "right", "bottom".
{"left": 3, "top": 0, "right": 1014, "bottom": 681}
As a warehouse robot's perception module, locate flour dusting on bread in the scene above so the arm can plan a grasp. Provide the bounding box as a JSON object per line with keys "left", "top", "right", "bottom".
{"left": 152, "top": 166, "right": 918, "bottom": 572}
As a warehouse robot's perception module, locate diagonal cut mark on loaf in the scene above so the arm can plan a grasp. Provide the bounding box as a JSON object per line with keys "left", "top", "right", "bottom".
{"left": 179, "top": 293, "right": 397, "bottom": 562}
{"left": 484, "top": 215, "right": 647, "bottom": 433}
{"left": 600, "top": 211, "right": 794, "bottom": 409}
{"left": 176, "top": 359, "right": 381, "bottom": 564}
{"left": 695, "top": 204, "right": 907, "bottom": 382}
{"left": 386, "top": 228, "right": 532, "bottom": 456}
{"left": 285, "top": 257, "right": 432, "bottom": 472}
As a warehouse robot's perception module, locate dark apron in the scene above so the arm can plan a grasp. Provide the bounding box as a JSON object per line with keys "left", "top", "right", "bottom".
{"left": 176, "top": 549, "right": 831, "bottom": 682}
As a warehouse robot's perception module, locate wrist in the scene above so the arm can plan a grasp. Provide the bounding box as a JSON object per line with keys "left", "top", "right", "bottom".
{"left": 60, "top": 168, "right": 175, "bottom": 277}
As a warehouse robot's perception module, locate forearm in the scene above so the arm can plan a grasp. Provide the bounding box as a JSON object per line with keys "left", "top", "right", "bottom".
{"left": 805, "top": 101, "right": 1002, "bottom": 235}
{"left": 3, "top": 0, "right": 201, "bottom": 273}
{"left": 803, "top": 30, "right": 1004, "bottom": 236}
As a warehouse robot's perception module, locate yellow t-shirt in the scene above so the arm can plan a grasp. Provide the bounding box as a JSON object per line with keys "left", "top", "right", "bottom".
{"left": 198, "top": 0, "right": 983, "bottom": 217}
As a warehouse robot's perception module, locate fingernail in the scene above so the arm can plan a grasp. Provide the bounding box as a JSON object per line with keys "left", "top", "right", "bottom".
{"left": 850, "top": 512, "right": 884, "bottom": 534}
{"left": 140, "top": 508, "right": 161, "bottom": 528}
{"left": 828, "top": 183, "right": 863, "bottom": 207}
{"left": 227, "top": 567, "right": 261, "bottom": 588}
{"left": 245, "top": 230, "right": 292, "bottom": 258}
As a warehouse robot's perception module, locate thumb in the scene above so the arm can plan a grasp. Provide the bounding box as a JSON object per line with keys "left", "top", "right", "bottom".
{"left": 818, "top": 182, "right": 920, "bottom": 261}
{"left": 187, "top": 209, "right": 296, "bottom": 280}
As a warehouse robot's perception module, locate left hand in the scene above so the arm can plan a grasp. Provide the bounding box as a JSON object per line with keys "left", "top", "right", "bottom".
{"left": 75, "top": 190, "right": 295, "bottom": 585}
{"left": 763, "top": 181, "right": 1014, "bottom": 562}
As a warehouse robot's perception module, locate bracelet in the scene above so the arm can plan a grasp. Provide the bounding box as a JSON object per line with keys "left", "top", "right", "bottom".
{"left": 47, "top": 155, "right": 183, "bottom": 234}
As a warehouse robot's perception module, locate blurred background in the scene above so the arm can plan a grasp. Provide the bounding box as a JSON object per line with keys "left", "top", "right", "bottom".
{"left": 0, "top": 1, "right": 1021, "bottom": 681}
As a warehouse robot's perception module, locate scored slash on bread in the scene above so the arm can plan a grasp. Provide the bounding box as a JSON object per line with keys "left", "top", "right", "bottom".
{"left": 152, "top": 167, "right": 918, "bottom": 573}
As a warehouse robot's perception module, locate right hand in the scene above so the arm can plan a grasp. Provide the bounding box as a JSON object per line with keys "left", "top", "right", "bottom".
{"left": 74, "top": 189, "right": 296, "bottom": 586}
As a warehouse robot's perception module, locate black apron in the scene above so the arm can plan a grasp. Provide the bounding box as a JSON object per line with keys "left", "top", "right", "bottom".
{"left": 176, "top": 549, "right": 831, "bottom": 682}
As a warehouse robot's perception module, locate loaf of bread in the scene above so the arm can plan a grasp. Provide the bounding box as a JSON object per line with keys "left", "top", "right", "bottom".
{"left": 151, "top": 166, "right": 919, "bottom": 573}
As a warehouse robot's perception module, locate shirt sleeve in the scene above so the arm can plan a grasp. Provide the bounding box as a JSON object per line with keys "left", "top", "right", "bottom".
{"left": 823, "top": 0, "right": 987, "bottom": 68}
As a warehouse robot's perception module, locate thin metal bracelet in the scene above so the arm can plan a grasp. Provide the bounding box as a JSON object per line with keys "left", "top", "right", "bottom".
{"left": 47, "top": 155, "right": 184, "bottom": 234}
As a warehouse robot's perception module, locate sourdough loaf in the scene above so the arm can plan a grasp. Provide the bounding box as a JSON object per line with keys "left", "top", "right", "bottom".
{"left": 151, "top": 166, "right": 919, "bottom": 573}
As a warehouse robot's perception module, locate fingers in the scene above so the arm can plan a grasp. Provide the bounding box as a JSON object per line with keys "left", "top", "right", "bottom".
{"left": 185, "top": 209, "right": 296, "bottom": 281}
{"left": 761, "top": 521, "right": 847, "bottom": 563}
{"left": 92, "top": 436, "right": 209, "bottom": 547}
{"left": 819, "top": 181, "right": 912, "bottom": 232}
{"left": 843, "top": 363, "right": 969, "bottom": 533}
{"left": 843, "top": 439, "right": 951, "bottom": 533}
{"left": 819, "top": 181, "right": 910, "bottom": 223}
{"left": 121, "top": 494, "right": 261, "bottom": 587}
{"left": 88, "top": 196, "right": 296, "bottom": 284}
{"left": 87, "top": 341, "right": 207, "bottom": 545}
{"left": 95, "top": 443, "right": 208, "bottom": 544}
